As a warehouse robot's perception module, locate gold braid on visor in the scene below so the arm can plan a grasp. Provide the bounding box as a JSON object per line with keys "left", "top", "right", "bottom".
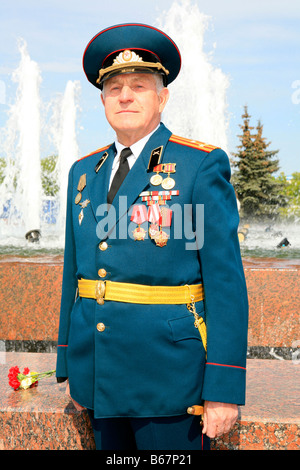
{"left": 96, "top": 49, "right": 169, "bottom": 84}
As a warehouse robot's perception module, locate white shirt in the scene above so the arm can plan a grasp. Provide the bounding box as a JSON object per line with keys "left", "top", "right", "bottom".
{"left": 109, "top": 125, "right": 160, "bottom": 189}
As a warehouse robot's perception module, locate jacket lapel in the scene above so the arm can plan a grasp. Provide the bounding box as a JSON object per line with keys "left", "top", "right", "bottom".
{"left": 87, "top": 143, "right": 115, "bottom": 221}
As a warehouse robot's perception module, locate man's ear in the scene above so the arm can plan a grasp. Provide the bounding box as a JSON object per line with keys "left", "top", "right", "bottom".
{"left": 158, "top": 87, "right": 169, "bottom": 113}
{"left": 101, "top": 93, "right": 105, "bottom": 106}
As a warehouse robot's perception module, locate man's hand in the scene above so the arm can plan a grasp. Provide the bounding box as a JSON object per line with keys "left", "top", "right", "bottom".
{"left": 202, "top": 401, "right": 238, "bottom": 438}
{"left": 65, "top": 380, "right": 86, "bottom": 411}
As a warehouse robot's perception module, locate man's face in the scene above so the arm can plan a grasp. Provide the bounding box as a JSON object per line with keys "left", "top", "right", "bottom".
{"left": 101, "top": 73, "right": 169, "bottom": 144}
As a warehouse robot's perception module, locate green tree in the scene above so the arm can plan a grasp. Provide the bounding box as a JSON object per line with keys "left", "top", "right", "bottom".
{"left": 41, "top": 154, "right": 59, "bottom": 197}
{"left": 0, "top": 154, "right": 60, "bottom": 196}
{"left": 277, "top": 172, "right": 300, "bottom": 219}
{"left": 232, "top": 106, "right": 287, "bottom": 220}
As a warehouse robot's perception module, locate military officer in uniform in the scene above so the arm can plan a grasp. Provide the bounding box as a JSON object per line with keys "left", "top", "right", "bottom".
{"left": 56, "top": 23, "right": 248, "bottom": 450}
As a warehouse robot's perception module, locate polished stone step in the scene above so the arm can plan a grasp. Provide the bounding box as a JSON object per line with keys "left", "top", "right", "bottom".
{"left": 0, "top": 353, "right": 299, "bottom": 450}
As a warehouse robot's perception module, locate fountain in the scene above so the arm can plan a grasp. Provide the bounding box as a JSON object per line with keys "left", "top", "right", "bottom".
{"left": 157, "top": 0, "right": 229, "bottom": 152}
{"left": 49, "top": 79, "right": 81, "bottom": 234}
{"left": 0, "top": 40, "right": 80, "bottom": 257}
{"left": 0, "top": 39, "right": 42, "bottom": 244}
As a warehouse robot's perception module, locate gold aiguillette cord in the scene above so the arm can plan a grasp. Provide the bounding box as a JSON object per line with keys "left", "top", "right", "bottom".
{"left": 186, "top": 287, "right": 207, "bottom": 353}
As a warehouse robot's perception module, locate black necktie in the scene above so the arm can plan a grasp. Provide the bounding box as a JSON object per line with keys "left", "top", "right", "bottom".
{"left": 107, "top": 147, "right": 132, "bottom": 204}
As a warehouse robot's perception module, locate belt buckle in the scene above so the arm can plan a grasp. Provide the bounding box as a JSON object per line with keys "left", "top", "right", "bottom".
{"left": 95, "top": 280, "right": 106, "bottom": 305}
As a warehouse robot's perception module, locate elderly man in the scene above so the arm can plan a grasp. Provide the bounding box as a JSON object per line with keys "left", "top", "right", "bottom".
{"left": 56, "top": 23, "right": 248, "bottom": 451}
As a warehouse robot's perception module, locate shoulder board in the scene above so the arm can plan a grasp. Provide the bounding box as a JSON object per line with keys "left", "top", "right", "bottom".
{"left": 169, "top": 134, "right": 219, "bottom": 153}
{"left": 77, "top": 144, "right": 111, "bottom": 162}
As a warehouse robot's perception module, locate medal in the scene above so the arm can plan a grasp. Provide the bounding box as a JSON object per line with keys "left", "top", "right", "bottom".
{"left": 150, "top": 163, "right": 177, "bottom": 189}
{"left": 149, "top": 223, "right": 160, "bottom": 239}
{"left": 78, "top": 209, "right": 84, "bottom": 225}
{"left": 75, "top": 193, "right": 82, "bottom": 205}
{"left": 75, "top": 174, "right": 87, "bottom": 205}
{"left": 161, "top": 177, "right": 175, "bottom": 190}
{"left": 147, "top": 204, "right": 172, "bottom": 247}
{"left": 154, "top": 205, "right": 172, "bottom": 247}
{"left": 80, "top": 199, "right": 90, "bottom": 209}
{"left": 150, "top": 164, "right": 164, "bottom": 186}
{"left": 78, "top": 199, "right": 90, "bottom": 225}
{"left": 77, "top": 174, "right": 86, "bottom": 192}
{"left": 131, "top": 205, "right": 148, "bottom": 241}
{"left": 148, "top": 204, "right": 162, "bottom": 239}
{"left": 162, "top": 164, "right": 176, "bottom": 190}
{"left": 133, "top": 226, "right": 147, "bottom": 241}
{"left": 150, "top": 174, "right": 163, "bottom": 186}
{"left": 155, "top": 230, "right": 169, "bottom": 247}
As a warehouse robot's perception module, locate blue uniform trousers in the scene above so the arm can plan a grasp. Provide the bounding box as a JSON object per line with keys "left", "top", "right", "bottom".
{"left": 87, "top": 411, "right": 210, "bottom": 450}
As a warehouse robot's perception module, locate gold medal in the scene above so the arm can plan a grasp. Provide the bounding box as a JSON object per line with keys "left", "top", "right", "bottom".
{"left": 150, "top": 174, "right": 163, "bottom": 186}
{"left": 155, "top": 230, "right": 169, "bottom": 247}
{"left": 78, "top": 199, "right": 90, "bottom": 225}
{"left": 161, "top": 176, "right": 175, "bottom": 190}
{"left": 161, "top": 163, "right": 176, "bottom": 190}
{"left": 149, "top": 223, "right": 160, "bottom": 239}
{"left": 131, "top": 205, "right": 148, "bottom": 241}
{"left": 133, "top": 226, "right": 146, "bottom": 241}
{"left": 75, "top": 193, "right": 82, "bottom": 205}
{"left": 77, "top": 174, "right": 86, "bottom": 192}
{"left": 150, "top": 164, "right": 164, "bottom": 186}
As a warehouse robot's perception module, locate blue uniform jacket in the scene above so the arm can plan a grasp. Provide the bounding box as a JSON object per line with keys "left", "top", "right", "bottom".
{"left": 56, "top": 123, "right": 248, "bottom": 418}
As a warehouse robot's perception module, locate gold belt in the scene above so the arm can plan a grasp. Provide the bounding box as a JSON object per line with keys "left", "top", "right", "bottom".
{"left": 78, "top": 279, "right": 204, "bottom": 306}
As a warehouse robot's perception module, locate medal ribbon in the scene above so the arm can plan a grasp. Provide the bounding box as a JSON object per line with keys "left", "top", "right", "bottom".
{"left": 160, "top": 207, "right": 172, "bottom": 227}
{"left": 148, "top": 203, "right": 162, "bottom": 225}
{"left": 131, "top": 205, "right": 148, "bottom": 225}
{"left": 153, "top": 164, "right": 164, "bottom": 173}
{"left": 140, "top": 190, "right": 179, "bottom": 197}
{"left": 163, "top": 163, "right": 176, "bottom": 174}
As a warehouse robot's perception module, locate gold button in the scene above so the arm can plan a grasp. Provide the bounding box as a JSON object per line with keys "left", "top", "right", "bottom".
{"left": 98, "top": 268, "right": 107, "bottom": 278}
{"left": 99, "top": 242, "right": 108, "bottom": 251}
{"left": 97, "top": 322, "right": 105, "bottom": 332}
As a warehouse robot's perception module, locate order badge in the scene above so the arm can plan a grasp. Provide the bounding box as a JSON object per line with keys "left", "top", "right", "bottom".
{"left": 131, "top": 205, "right": 148, "bottom": 241}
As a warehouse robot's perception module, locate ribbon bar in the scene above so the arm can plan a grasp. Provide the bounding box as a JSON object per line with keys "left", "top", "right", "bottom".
{"left": 140, "top": 190, "right": 179, "bottom": 197}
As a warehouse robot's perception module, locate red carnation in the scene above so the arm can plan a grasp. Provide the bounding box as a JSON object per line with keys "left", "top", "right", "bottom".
{"left": 8, "top": 366, "right": 21, "bottom": 390}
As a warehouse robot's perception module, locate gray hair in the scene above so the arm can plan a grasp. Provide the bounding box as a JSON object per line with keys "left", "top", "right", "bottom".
{"left": 102, "top": 72, "right": 166, "bottom": 97}
{"left": 153, "top": 73, "right": 165, "bottom": 94}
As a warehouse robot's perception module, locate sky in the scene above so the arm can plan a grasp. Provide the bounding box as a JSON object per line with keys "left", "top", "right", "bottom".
{"left": 0, "top": 0, "right": 299, "bottom": 176}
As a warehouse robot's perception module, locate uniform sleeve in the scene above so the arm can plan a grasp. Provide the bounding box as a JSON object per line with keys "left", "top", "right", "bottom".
{"left": 192, "top": 148, "right": 249, "bottom": 405}
{"left": 56, "top": 162, "right": 78, "bottom": 381}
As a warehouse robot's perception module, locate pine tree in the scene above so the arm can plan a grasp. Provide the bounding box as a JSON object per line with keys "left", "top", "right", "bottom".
{"left": 232, "top": 106, "right": 286, "bottom": 220}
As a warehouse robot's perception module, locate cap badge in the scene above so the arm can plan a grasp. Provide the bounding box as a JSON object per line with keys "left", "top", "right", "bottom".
{"left": 114, "top": 50, "right": 143, "bottom": 64}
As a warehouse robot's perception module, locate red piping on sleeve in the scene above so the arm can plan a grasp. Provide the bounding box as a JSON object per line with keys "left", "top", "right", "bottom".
{"left": 206, "top": 362, "right": 246, "bottom": 370}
